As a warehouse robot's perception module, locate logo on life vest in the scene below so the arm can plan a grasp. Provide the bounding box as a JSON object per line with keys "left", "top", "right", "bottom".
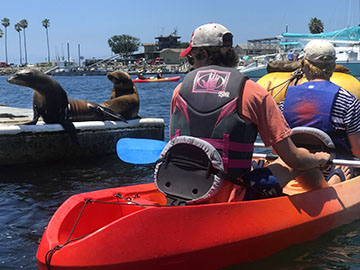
{"left": 192, "top": 70, "right": 231, "bottom": 98}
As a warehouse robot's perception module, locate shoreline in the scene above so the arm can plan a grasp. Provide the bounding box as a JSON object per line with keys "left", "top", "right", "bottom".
{"left": 0, "top": 65, "right": 188, "bottom": 76}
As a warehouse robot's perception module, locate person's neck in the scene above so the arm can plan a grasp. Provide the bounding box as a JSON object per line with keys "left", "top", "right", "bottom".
{"left": 309, "top": 79, "right": 329, "bottom": 82}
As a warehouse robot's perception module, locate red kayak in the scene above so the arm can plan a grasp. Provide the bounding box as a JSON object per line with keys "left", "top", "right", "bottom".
{"left": 132, "top": 76, "right": 181, "bottom": 83}
{"left": 37, "top": 177, "right": 360, "bottom": 270}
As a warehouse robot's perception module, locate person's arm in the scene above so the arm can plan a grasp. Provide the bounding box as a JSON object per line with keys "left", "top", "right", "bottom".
{"left": 272, "top": 137, "right": 330, "bottom": 170}
{"left": 270, "top": 137, "right": 330, "bottom": 190}
{"left": 348, "top": 132, "right": 360, "bottom": 158}
{"left": 335, "top": 89, "right": 360, "bottom": 158}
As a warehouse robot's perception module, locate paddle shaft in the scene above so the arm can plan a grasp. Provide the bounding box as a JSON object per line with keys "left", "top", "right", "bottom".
{"left": 254, "top": 142, "right": 267, "bottom": 148}
{"left": 117, "top": 138, "right": 360, "bottom": 167}
{"left": 253, "top": 153, "right": 360, "bottom": 168}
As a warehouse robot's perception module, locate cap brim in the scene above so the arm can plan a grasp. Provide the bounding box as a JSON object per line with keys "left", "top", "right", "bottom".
{"left": 180, "top": 46, "right": 192, "bottom": 57}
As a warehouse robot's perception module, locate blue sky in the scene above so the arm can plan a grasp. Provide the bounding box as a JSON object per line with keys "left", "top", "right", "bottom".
{"left": 0, "top": 0, "right": 359, "bottom": 64}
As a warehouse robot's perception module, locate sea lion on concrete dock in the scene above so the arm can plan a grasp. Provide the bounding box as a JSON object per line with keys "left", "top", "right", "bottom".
{"left": 7, "top": 69, "right": 126, "bottom": 143}
{"left": 101, "top": 70, "right": 139, "bottom": 119}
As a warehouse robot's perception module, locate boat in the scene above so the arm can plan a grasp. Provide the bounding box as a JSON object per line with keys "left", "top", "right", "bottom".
{"left": 282, "top": 25, "right": 360, "bottom": 77}
{"left": 237, "top": 53, "right": 281, "bottom": 78}
{"left": 238, "top": 61, "right": 268, "bottom": 78}
{"left": 36, "top": 171, "right": 360, "bottom": 269}
{"left": 239, "top": 25, "right": 360, "bottom": 78}
{"left": 257, "top": 71, "right": 360, "bottom": 103}
{"left": 132, "top": 76, "right": 181, "bottom": 83}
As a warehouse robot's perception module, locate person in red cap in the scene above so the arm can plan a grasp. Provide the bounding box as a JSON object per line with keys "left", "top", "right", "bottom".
{"left": 170, "top": 23, "right": 334, "bottom": 202}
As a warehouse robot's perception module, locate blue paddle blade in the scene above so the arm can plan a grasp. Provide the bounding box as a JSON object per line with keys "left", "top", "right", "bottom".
{"left": 116, "top": 138, "right": 168, "bottom": 164}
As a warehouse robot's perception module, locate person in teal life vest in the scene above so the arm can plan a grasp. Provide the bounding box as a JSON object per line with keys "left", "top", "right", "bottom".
{"left": 170, "top": 23, "right": 336, "bottom": 202}
{"left": 279, "top": 40, "right": 360, "bottom": 183}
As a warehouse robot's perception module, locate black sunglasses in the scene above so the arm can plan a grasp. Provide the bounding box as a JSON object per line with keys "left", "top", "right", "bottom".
{"left": 186, "top": 55, "right": 194, "bottom": 66}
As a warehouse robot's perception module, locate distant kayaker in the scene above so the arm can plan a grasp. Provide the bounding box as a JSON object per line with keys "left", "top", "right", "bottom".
{"left": 137, "top": 72, "right": 146, "bottom": 80}
{"left": 157, "top": 72, "right": 163, "bottom": 79}
{"left": 171, "top": 23, "right": 334, "bottom": 202}
{"left": 279, "top": 39, "right": 360, "bottom": 183}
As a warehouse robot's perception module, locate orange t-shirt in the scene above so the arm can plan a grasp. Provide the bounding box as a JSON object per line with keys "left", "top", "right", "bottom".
{"left": 171, "top": 79, "right": 292, "bottom": 147}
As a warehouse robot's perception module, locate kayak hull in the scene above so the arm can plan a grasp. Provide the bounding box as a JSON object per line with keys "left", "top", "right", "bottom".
{"left": 257, "top": 72, "right": 360, "bottom": 103}
{"left": 132, "top": 76, "right": 181, "bottom": 83}
{"left": 37, "top": 177, "right": 360, "bottom": 270}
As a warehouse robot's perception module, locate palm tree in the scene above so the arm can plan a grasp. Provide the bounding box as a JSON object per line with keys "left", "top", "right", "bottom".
{"left": 2, "top": 18, "right": 10, "bottom": 64}
{"left": 0, "top": 29, "right": 3, "bottom": 47}
{"left": 15, "top": 23, "right": 22, "bottom": 65}
{"left": 308, "top": 17, "right": 324, "bottom": 34}
{"left": 19, "top": 19, "right": 28, "bottom": 64}
{"left": 42, "top": 19, "right": 50, "bottom": 63}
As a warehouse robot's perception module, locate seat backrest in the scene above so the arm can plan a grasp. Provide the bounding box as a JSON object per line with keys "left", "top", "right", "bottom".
{"left": 290, "top": 126, "right": 335, "bottom": 154}
{"left": 154, "top": 136, "right": 224, "bottom": 205}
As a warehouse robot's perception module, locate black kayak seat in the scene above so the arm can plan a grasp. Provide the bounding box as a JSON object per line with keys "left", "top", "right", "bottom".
{"left": 154, "top": 136, "right": 225, "bottom": 206}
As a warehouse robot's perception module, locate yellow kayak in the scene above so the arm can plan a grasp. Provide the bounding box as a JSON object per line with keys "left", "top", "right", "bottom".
{"left": 257, "top": 72, "right": 360, "bottom": 103}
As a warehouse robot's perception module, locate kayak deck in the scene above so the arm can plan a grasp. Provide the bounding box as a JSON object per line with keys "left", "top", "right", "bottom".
{"left": 37, "top": 176, "right": 360, "bottom": 270}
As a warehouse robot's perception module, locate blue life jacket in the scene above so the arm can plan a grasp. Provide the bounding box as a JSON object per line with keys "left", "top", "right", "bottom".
{"left": 170, "top": 65, "right": 258, "bottom": 178}
{"left": 283, "top": 81, "right": 352, "bottom": 158}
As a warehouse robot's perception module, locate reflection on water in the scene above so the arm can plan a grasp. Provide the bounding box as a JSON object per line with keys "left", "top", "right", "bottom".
{"left": 225, "top": 220, "right": 360, "bottom": 270}
{"left": 0, "top": 155, "right": 155, "bottom": 269}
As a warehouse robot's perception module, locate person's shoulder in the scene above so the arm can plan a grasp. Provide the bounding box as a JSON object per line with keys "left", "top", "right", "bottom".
{"left": 242, "top": 79, "right": 275, "bottom": 107}
{"left": 244, "top": 79, "right": 270, "bottom": 96}
{"left": 337, "top": 87, "right": 359, "bottom": 101}
{"left": 173, "top": 83, "right": 182, "bottom": 94}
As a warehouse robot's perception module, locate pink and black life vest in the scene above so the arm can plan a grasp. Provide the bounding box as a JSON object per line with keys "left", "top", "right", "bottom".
{"left": 170, "top": 65, "right": 258, "bottom": 178}
{"left": 283, "top": 81, "right": 352, "bottom": 158}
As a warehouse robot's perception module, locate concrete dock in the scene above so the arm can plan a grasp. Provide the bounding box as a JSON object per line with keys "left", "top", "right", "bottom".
{"left": 0, "top": 106, "right": 164, "bottom": 166}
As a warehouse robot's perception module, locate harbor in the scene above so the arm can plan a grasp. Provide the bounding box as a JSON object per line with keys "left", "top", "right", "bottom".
{"left": 1, "top": 68, "right": 360, "bottom": 269}
{"left": 1, "top": 1, "right": 360, "bottom": 269}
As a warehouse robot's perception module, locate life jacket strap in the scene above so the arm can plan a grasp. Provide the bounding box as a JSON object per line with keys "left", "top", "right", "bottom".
{"left": 201, "top": 136, "right": 254, "bottom": 171}
{"left": 171, "top": 132, "right": 254, "bottom": 171}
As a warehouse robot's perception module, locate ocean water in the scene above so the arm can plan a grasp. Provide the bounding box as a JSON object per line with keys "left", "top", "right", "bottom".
{"left": 0, "top": 74, "right": 359, "bottom": 270}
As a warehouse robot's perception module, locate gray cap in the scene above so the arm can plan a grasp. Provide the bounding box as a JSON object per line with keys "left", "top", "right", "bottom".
{"left": 180, "top": 23, "right": 233, "bottom": 57}
{"left": 304, "top": 40, "right": 336, "bottom": 63}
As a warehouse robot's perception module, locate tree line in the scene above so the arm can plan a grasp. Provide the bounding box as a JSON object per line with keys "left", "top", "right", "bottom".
{"left": 0, "top": 17, "right": 325, "bottom": 65}
{"left": 106, "top": 18, "right": 324, "bottom": 58}
{"left": 0, "top": 18, "right": 50, "bottom": 65}
{"left": 0, "top": 18, "right": 152, "bottom": 65}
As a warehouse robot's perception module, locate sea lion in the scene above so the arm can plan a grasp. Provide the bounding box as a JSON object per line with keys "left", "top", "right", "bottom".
{"left": 100, "top": 70, "right": 139, "bottom": 119}
{"left": 267, "top": 60, "right": 351, "bottom": 74}
{"left": 7, "top": 69, "right": 126, "bottom": 143}
{"left": 267, "top": 60, "right": 301, "bottom": 73}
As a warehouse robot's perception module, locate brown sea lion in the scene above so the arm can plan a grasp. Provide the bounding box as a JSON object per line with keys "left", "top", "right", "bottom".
{"left": 334, "top": 64, "right": 351, "bottom": 74}
{"left": 267, "top": 60, "right": 301, "bottom": 73}
{"left": 267, "top": 60, "right": 351, "bottom": 74}
{"left": 100, "top": 70, "right": 139, "bottom": 119}
{"left": 7, "top": 69, "right": 126, "bottom": 143}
